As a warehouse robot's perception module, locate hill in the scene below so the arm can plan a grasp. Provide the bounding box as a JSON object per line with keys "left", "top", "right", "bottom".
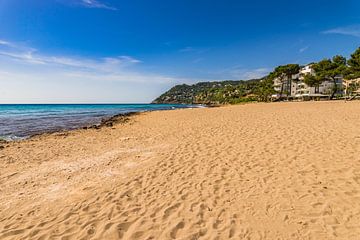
{"left": 152, "top": 79, "right": 265, "bottom": 104}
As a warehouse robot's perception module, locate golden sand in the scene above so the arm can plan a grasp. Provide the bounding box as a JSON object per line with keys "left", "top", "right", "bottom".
{"left": 0, "top": 101, "right": 360, "bottom": 239}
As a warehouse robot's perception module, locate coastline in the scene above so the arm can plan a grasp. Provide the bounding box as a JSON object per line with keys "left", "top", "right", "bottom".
{"left": 1, "top": 101, "right": 360, "bottom": 239}
{"left": 0, "top": 104, "right": 202, "bottom": 143}
{"left": 0, "top": 112, "right": 138, "bottom": 144}
{"left": 0, "top": 99, "right": 349, "bottom": 144}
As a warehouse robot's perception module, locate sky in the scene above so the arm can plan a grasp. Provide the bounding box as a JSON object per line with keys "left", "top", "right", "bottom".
{"left": 0, "top": 0, "right": 360, "bottom": 103}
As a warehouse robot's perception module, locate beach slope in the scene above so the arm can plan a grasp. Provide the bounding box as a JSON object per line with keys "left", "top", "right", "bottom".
{"left": 1, "top": 102, "right": 360, "bottom": 239}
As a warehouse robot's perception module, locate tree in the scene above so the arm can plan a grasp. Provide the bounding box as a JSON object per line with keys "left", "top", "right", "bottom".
{"left": 343, "top": 47, "right": 360, "bottom": 98}
{"left": 347, "top": 47, "right": 360, "bottom": 79}
{"left": 254, "top": 78, "right": 276, "bottom": 102}
{"left": 269, "top": 64, "right": 300, "bottom": 100}
{"left": 312, "top": 55, "right": 347, "bottom": 100}
{"left": 303, "top": 74, "right": 321, "bottom": 88}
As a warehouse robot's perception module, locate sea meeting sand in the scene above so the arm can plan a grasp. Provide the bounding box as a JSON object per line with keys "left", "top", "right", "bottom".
{"left": 0, "top": 101, "right": 360, "bottom": 240}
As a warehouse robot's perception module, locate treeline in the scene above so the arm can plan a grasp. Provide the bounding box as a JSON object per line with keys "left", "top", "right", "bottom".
{"left": 152, "top": 79, "right": 265, "bottom": 104}
{"left": 153, "top": 47, "right": 360, "bottom": 104}
{"left": 270, "top": 47, "right": 360, "bottom": 100}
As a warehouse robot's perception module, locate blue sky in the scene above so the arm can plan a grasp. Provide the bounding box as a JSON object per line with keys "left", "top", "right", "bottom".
{"left": 0, "top": 0, "right": 360, "bottom": 103}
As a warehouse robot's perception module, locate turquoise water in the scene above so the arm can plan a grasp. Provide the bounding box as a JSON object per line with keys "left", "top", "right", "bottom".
{"left": 0, "top": 104, "right": 197, "bottom": 140}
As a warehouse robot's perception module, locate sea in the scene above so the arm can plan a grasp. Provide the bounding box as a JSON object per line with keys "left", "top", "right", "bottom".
{"left": 0, "top": 104, "right": 197, "bottom": 141}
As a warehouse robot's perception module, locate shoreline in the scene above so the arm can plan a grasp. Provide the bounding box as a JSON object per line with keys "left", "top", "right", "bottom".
{"left": 0, "top": 112, "right": 138, "bottom": 144}
{"left": 0, "top": 99, "right": 351, "bottom": 145}
{"left": 0, "top": 98, "right": 353, "bottom": 145}
{"left": 0, "top": 104, "right": 204, "bottom": 143}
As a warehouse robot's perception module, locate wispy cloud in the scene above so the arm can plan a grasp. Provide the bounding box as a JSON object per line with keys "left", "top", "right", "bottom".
{"left": 80, "top": 0, "right": 117, "bottom": 10}
{"left": 0, "top": 40, "right": 143, "bottom": 72}
{"left": 299, "top": 46, "right": 309, "bottom": 53}
{"left": 217, "top": 65, "right": 270, "bottom": 80}
{"left": 0, "top": 40, "right": 10, "bottom": 46}
{"left": 241, "top": 68, "right": 270, "bottom": 79}
{"left": 0, "top": 39, "right": 19, "bottom": 48}
{"left": 178, "top": 46, "right": 210, "bottom": 54}
{"left": 322, "top": 25, "right": 360, "bottom": 38}
{"left": 0, "top": 40, "right": 196, "bottom": 102}
{"left": 179, "top": 47, "right": 195, "bottom": 53}
{"left": 192, "top": 58, "right": 203, "bottom": 64}
{"left": 0, "top": 50, "right": 141, "bottom": 71}
{"left": 0, "top": 40, "right": 181, "bottom": 85}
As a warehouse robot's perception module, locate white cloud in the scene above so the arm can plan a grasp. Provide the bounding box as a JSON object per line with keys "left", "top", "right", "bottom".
{"left": 0, "top": 39, "right": 25, "bottom": 49}
{"left": 0, "top": 40, "right": 10, "bottom": 46}
{"left": 299, "top": 46, "right": 309, "bottom": 53}
{"left": 0, "top": 40, "right": 190, "bottom": 103}
{"left": 322, "top": 25, "right": 360, "bottom": 38}
{"left": 216, "top": 65, "right": 270, "bottom": 80}
{"left": 192, "top": 58, "right": 203, "bottom": 63}
{"left": 0, "top": 50, "right": 143, "bottom": 71}
{"left": 80, "top": 0, "right": 117, "bottom": 10}
{"left": 62, "top": 71, "right": 176, "bottom": 84}
{"left": 0, "top": 40, "right": 144, "bottom": 74}
{"left": 241, "top": 68, "right": 270, "bottom": 79}
{"left": 178, "top": 46, "right": 210, "bottom": 54}
{"left": 179, "top": 47, "right": 195, "bottom": 53}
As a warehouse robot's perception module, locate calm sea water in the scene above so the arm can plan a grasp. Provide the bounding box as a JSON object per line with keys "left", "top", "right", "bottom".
{"left": 0, "top": 104, "right": 197, "bottom": 140}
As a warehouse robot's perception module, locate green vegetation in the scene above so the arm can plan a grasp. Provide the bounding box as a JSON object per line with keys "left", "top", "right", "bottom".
{"left": 347, "top": 47, "right": 360, "bottom": 79}
{"left": 252, "top": 78, "right": 276, "bottom": 102}
{"left": 312, "top": 55, "right": 347, "bottom": 99}
{"left": 303, "top": 74, "right": 320, "bottom": 88}
{"left": 153, "top": 47, "right": 360, "bottom": 104}
{"left": 268, "top": 64, "right": 300, "bottom": 99}
{"left": 152, "top": 79, "right": 264, "bottom": 104}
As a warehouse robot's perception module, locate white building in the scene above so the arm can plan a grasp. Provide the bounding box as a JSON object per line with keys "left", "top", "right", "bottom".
{"left": 272, "top": 64, "right": 343, "bottom": 99}
{"left": 273, "top": 74, "right": 299, "bottom": 98}
{"left": 299, "top": 65, "right": 315, "bottom": 76}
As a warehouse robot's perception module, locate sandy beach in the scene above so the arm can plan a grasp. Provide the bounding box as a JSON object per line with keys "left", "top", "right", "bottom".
{"left": 0, "top": 101, "right": 360, "bottom": 240}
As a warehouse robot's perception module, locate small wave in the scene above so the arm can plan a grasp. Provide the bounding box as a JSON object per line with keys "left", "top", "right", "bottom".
{"left": 0, "top": 135, "right": 28, "bottom": 142}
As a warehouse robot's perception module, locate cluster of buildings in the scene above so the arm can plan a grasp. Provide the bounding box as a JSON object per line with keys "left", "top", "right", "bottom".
{"left": 272, "top": 65, "right": 344, "bottom": 100}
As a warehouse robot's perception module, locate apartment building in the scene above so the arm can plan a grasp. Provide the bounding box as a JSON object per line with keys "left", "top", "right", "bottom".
{"left": 272, "top": 65, "right": 343, "bottom": 99}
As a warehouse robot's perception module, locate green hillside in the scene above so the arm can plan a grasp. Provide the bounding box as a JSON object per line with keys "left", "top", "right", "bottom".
{"left": 152, "top": 79, "right": 273, "bottom": 104}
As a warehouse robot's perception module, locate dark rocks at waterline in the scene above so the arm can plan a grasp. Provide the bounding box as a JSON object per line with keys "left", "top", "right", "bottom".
{"left": 101, "top": 113, "right": 135, "bottom": 126}
{"left": 83, "top": 112, "right": 137, "bottom": 130}
{"left": 0, "top": 139, "right": 7, "bottom": 149}
{"left": 0, "top": 112, "right": 138, "bottom": 142}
